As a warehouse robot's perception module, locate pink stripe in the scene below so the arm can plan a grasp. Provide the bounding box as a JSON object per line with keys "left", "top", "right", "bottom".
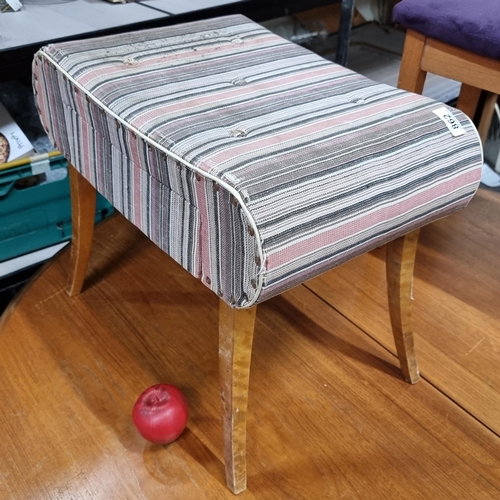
{"left": 43, "top": 63, "right": 64, "bottom": 153}
{"left": 130, "top": 65, "right": 346, "bottom": 130}
{"left": 133, "top": 163, "right": 142, "bottom": 227}
{"left": 205, "top": 94, "right": 423, "bottom": 167}
{"left": 77, "top": 35, "right": 280, "bottom": 87}
{"left": 95, "top": 123, "right": 103, "bottom": 191}
{"left": 81, "top": 119, "right": 92, "bottom": 181}
{"left": 129, "top": 134, "right": 142, "bottom": 176}
{"left": 150, "top": 176, "right": 157, "bottom": 245}
{"left": 34, "top": 65, "right": 49, "bottom": 134}
{"left": 195, "top": 176, "right": 211, "bottom": 283}
{"left": 147, "top": 74, "right": 356, "bottom": 138}
{"left": 74, "top": 92, "right": 87, "bottom": 126}
{"left": 266, "top": 169, "right": 480, "bottom": 269}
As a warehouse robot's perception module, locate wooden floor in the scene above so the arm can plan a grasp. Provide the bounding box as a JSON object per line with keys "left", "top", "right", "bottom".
{"left": 1, "top": 187, "right": 500, "bottom": 499}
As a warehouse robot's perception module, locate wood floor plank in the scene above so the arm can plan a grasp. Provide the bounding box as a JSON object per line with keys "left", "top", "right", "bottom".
{"left": 0, "top": 206, "right": 499, "bottom": 499}
{"left": 306, "top": 188, "right": 500, "bottom": 434}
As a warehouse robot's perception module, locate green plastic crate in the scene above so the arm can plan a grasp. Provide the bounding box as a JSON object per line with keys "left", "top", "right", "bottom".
{"left": 0, "top": 155, "right": 113, "bottom": 262}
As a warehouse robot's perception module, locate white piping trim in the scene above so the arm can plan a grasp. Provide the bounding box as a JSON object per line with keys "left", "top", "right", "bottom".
{"left": 36, "top": 50, "right": 264, "bottom": 308}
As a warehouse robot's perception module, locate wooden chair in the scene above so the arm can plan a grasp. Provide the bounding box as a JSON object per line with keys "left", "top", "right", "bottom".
{"left": 394, "top": 0, "right": 500, "bottom": 142}
{"left": 33, "top": 15, "right": 483, "bottom": 494}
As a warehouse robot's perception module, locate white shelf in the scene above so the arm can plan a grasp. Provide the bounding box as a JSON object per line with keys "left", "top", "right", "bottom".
{"left": 0, "top": 242, "right": 68, "bottom": 278}
{"left": 138, "top": 0, "right": 242, "bottom": 15}
{"left": 0, "top": 0, "right": 167, "bottom": 51}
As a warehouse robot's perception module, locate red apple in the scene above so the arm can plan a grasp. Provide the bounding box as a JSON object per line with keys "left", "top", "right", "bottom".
{"left": 132, "top": 384, "right": 189, "bottom": 444}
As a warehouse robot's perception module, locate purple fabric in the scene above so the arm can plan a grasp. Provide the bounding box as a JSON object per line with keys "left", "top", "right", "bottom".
{"left": 393, "top": 0, "right": 500, "bottom": 60}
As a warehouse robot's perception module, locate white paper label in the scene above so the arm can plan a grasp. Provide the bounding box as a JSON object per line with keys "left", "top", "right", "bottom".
{"left": 433, "top": 107, "right": 466, "bottom": 137}
{"left": 5, "top": 0, "right": 23, "bottom": 11}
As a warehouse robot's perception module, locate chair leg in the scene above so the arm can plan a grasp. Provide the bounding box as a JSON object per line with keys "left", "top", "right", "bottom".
{"left": 456, "top": 83, "right": 482, "bottom": 120}
{"left": 477, "top": 92, "right": 498, "bottom": 145}
{"left": 398, "top": 29, "right": 427, "bottom": 94}
{"left": 219, "top": 300, "right": 257, "bottom": 494}
{"left": 335, "top": 0, "right": 355, "bottom": 67}
{"left": 386, "top": 230, "right": 420, "bottom": 384}
{"left": 67, "top": 164, "right": 96, "bottom": 297}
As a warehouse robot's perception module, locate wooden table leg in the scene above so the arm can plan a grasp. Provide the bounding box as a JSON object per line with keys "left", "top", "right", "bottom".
{"left": 386, "top": 230, "right": 421, "bottom": 384}
{"left": 219, "top": 300, "right": 257, "bottom": 494}
{"left": 67, "top": 164, "right": 96, "bottom": 297}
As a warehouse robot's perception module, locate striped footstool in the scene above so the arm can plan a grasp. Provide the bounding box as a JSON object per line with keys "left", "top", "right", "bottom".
{"left": 33, "top": 15, "right": 483, "bottom": 494}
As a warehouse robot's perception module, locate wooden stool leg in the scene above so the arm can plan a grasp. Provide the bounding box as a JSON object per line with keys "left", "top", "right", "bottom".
{"left": 219, "top": 300, "right": 257, "bottom": 494}
{"left": 67, "top": 164, "right": 97, "bottom": 297}
{"left": 398, "top": 30, "right": 427, "bottom": 94}
{"left": 386, "top": 230, "right": 420, "bottom": 384}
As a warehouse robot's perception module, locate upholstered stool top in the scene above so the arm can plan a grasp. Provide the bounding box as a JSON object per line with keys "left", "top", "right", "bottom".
{"left": 393, "top": 0, "right": 500, "bottom": 60}
{"left": 33, "top": 15, "right": 483, "bottom": 308}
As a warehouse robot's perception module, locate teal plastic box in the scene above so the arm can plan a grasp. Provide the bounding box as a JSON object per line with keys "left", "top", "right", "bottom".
{"left": 0, "top": 155, "right": 113, "bottom": 262}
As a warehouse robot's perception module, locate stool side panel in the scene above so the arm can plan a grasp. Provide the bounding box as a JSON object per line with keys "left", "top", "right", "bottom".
{"left": 34, "top": 56, "right": 201, "bottom": 279}
{"left": 251, "top": 110, "right": 483, "bottom": 302}
{"left": 256, "top": 185, "right": 475, "bottom": 304}
{"left": 34, "top": 53, "right": 261, "bottom": 307}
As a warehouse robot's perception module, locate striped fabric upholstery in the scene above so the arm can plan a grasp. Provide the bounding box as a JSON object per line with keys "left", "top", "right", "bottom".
{"left": 33, "top": 15, "right": 483, "bottom": 308}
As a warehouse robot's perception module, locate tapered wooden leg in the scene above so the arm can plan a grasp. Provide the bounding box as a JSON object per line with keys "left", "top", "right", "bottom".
{"left": 398, "top": 30, "right": 427, "bottom": 94}
{"left": 219, "top": 300, "right": 257, "bottom": 494}
{"left": 67, "top": 164, "right": 97, "bottom": 297}
{"left": 386, "top": 230, "right": 420, "bottom": 384}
